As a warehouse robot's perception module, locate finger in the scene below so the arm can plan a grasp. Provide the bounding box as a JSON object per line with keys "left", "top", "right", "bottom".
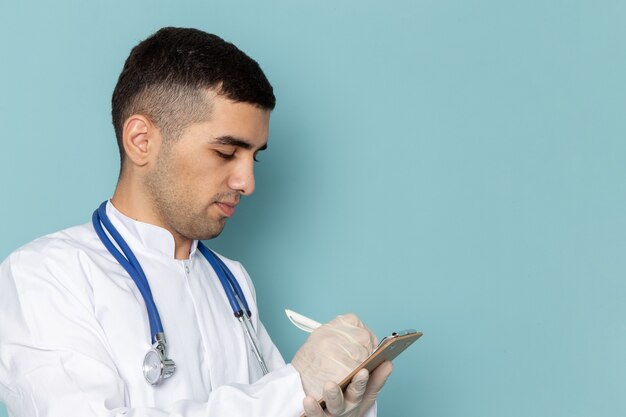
{"left": 330, "top": 314, "right": 375, "bottom": 348}
{"left": 336, "top": 340, "right": 371, "bottom": 362}
{"left": 336, "top": 313, "right": 361, "bottom": 327}
{"left": 343, "top": 368, "right": 369, "bottom": 404}
{"left": 360, "top": 361, "right": 393, "bottom": 411}
{"left": 323, "top": 381, "right": 346, "bottom": 415}
{"left": 303, "top": 395, "right": 326, "bottom": 417}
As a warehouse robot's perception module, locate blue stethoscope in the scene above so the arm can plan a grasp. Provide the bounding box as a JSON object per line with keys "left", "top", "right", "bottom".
{"left": 92, "top": 201, "right": 269, "bottom": 385}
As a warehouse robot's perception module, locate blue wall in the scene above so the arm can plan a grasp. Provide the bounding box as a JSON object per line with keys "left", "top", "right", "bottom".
{"left": 2, "top": 1, "right": 625, "bottom": 416}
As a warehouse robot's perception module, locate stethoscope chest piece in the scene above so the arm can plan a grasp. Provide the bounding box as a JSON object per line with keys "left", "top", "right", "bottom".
{"left": 143, "top": 333, "right": 176, "bottom": 385}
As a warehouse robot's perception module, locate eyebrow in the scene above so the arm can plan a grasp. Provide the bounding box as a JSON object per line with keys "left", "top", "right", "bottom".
{"left": 213, "top": 135, "right": 268, "bottom": 151}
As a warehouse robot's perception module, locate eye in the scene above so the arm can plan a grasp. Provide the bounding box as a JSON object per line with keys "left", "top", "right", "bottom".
{"left": 215, "top": 150, "right": 236, "bottom": 160}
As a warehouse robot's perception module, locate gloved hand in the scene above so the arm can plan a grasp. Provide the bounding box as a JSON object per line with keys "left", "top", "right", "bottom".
{"left": 302, "top": 362, "right": 393, "bottom": 417}
{"left": 291, "top": 314, "right": 393, "bottom": 417}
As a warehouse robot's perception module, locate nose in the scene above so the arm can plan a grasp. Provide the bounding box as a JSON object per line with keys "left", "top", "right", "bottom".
{"left": 227, "top": 157, "right": 256, "bottom": 196}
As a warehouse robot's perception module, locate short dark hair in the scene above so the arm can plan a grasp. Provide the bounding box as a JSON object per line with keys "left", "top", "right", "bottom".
{"left": 111, "top": 27, "right": 275, "bottom": 164}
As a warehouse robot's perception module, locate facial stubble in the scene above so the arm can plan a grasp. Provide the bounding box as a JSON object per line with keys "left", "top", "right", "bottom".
{"left": 144, "top": 144, "right": 228, "bottom": 242}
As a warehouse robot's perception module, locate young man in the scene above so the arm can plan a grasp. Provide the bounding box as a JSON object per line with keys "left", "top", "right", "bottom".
{"left": 0, "top": 28, "right": 392, "bottom": 416}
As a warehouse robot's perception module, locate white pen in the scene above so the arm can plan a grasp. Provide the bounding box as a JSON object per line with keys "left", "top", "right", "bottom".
{"left": 285, "top": 309, "right": 322, "bottom": 333}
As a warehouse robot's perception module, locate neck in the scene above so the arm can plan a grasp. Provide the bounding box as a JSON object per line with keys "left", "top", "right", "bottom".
{"left": 111, "top": 177, "right": 192, "bottom": 260}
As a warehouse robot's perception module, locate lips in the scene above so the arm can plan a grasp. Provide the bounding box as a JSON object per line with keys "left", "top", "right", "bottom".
{"left": 215, "top": 202, "right": 237, "bottom": 217}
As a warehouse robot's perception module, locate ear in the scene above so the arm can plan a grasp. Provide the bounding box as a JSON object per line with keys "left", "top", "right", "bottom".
{"left": 121, "top": 115, "right": 161, "bottom": 167}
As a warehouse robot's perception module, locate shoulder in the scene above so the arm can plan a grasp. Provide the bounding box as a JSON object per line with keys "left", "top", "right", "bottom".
{"left": 3, "top": 221, "right": 100, "bottom": 265}
{"left": 0, "top": 223, "right": 115, "bottom": 361}
{"left": 211, "top": 249, "right": 251, "bottom": 278}
{"left": 0, "top": 222, "right": 103, "bottom": 298}
{"left": 204, "top": 247, "right": 257, "bottom": 297}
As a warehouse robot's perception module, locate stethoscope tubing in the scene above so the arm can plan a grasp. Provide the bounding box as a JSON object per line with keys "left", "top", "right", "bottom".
{"left": 197, "top": 241, "right": 251, "bottom": 317}
{"left": 93, "top": 202, "right": 163, "bottom": 341}
{"left": 92, "top": 201, "right": 268, "bottom": 376}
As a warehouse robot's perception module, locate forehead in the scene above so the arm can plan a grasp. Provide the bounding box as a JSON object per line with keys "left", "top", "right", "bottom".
{"left": 192, "top": 91, "right": 271, "bottom": 144}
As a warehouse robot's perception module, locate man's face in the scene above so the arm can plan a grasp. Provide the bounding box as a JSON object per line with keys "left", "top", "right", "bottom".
{"left": 144, "top": 93, "right": 270, "bottom": 241}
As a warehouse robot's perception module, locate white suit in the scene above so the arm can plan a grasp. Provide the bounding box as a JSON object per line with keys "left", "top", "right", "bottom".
{"left": 0, "top": 202, "right": 315, "bottom": 416}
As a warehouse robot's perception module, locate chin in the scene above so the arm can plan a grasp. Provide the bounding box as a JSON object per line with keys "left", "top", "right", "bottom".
{"left": 193, "top": 222, "right": 226, "bottom": 241}
{"left": 202, "top": 229, "right": 223, "bottom": 240}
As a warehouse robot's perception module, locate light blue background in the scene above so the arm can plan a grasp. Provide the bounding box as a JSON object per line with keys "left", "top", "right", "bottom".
{"left": 1, "top": 1, "right": 625, "bottom": 416}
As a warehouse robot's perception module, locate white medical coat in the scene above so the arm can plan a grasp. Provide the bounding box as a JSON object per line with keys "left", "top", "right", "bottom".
{"left": 0, "top": 202, "right": 330, "bottom": 417}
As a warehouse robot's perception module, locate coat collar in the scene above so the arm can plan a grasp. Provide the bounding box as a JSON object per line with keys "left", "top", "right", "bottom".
{"left": 105, "top": 200, "right": 199, "bottom": 260}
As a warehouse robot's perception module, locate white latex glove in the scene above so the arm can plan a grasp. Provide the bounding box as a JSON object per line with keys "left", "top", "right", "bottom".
{"left": 303, "top": 361, "right": 393, "bottom": 417}
{"left": 292, "top": 314, "right": 394, "bottom": 417}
